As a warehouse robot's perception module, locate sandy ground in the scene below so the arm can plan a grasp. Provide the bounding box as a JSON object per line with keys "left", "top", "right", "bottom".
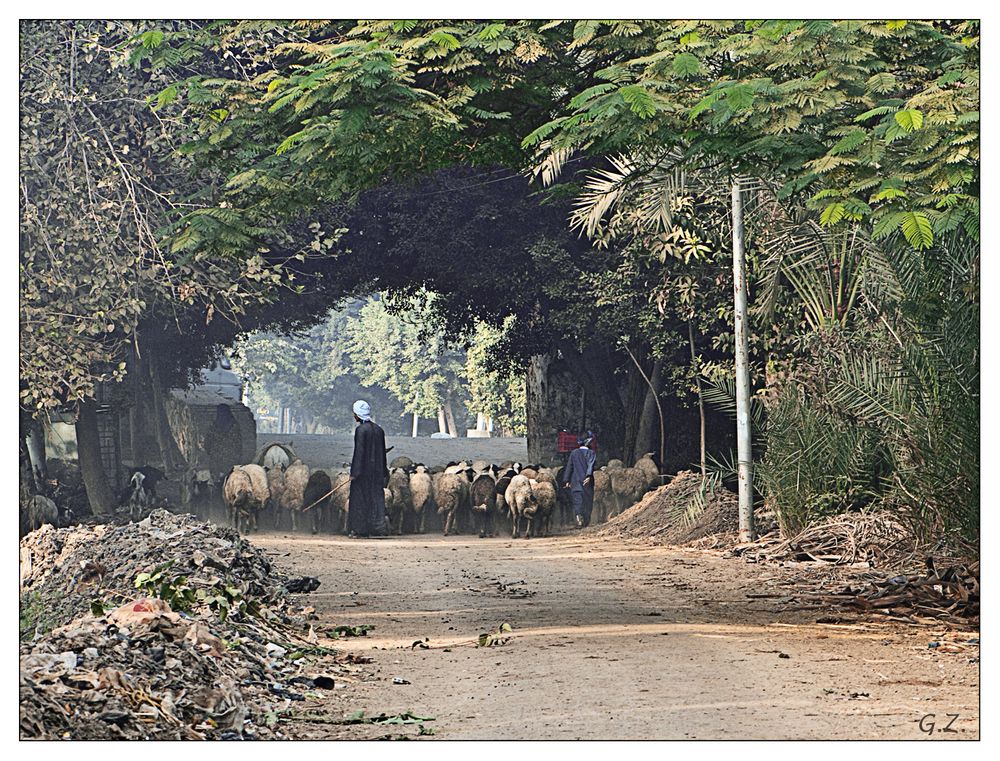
{"left": 251, "top": 531, "right": 980, "bottom": 740}
{"left": 256, "top": 433, "right": 528, "bottom": 470}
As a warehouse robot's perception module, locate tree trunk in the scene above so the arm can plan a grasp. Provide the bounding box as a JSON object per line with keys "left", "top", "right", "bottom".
{"left": 634, "top": 358, "right": 664, "bottom": 464}
{"left": 128, "top": 350, "right": 159, "bottom": 468}
{"left": 20, "top": 434, "right": 35, "bottom": 503}
{"left": 76, "top": 398, "right": 115, "bottom": 514}
{"left": 437, "top": 406, "right": 447, "bottom": 434}
{"left": 560, "top": 343, "right": 628, "bottom": 463}
{"left": 688, "top": 321, "right": 707, "bottom": 478}
{"left": 148, "top": 356, "right": 185, "bottom": 471}
{"left": 26, "top": 416, "right": 48, "bottom": 489}
{"left": 412, "top": 411, "right": 419, "bottom": 437}
{"left": 620, "top": 343, "right": 650, "bottom": 465}
{"left": 526, "top": 346, "right": 627, "bottom": 466}
{"left": 444, "top": 401, "right": 459, "bottom": 438}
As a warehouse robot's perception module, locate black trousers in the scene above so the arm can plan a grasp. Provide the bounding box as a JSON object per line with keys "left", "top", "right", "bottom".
{"left": 570, "top": 484, "right": 594, "bottom": 526}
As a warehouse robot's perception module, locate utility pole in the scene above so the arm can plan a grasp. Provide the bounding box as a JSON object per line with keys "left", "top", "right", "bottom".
{"left": 731, "top": 177, "right": 755, "bottom": 542}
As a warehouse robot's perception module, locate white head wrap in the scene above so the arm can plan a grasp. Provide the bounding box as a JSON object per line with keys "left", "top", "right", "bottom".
{"left": 352, "top": 399, "right": 371, "bottom": 421}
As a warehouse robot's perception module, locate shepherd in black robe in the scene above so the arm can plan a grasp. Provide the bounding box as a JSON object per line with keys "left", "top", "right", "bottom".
{"left": 348, "top": 400, "right": 389, "bottom": 537}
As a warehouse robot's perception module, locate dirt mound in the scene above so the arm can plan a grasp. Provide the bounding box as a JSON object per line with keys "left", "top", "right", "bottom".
{"left": 596, "top": 471, "right": 739, "bottom": 545}
{"left": 19, "top": 510, "right": 356, "bottom": 740}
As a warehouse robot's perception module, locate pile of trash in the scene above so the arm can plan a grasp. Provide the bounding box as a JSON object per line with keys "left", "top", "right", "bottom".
{"left": 19, "top": 510, "right": 349, "bottom": 740}
{"left": 20, "top": 510, "right": 283, "bottom": 639}
{"left": 597, "top": 471, "right": 740, "bottom": 545}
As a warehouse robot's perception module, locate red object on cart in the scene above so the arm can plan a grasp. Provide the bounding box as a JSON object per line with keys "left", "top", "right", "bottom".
{"left": 557, "top": 431, "right": 598, "bottom": 453}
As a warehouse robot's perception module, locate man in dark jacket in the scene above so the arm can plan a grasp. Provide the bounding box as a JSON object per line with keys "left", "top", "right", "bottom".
{"left": 347, "top": 400, "right": 389, "bottom": 538}
{"left": 564, "top": 432, "right": 597, "bottom": 528}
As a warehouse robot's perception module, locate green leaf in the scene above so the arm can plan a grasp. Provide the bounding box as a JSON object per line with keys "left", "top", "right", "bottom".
{"left": 154, "top": 84, "right": 178, "bottom": 110}
{"left": 894, "top": 109, "right": 924, "bottom": 133}
{"left": 870, "top": 187, "right": 909, "bottom": 203}
{"left": 899, "top": 211, "right": 933, "bottom": 249}
{"left": 865, "top": 72, "right": 897, "bottom": 95}
{"left": 477, "top": 23, "right": 505, "bottom": 41}
{"left": 830, "top": 129, "right": 868, "bottom": 155}
{"left": 140, "top": 30, "right": 164, "bottom": 49}
{"left": 568, "top": 83, "right": 616, "bottom": 110}
{"left": 672, "top": 52, "right": 701, "bottom": 78}
{"left": 724, "top": 83, "right": 754, "bottom": 111}
{"left": 819, "top": 203, "right": 845, "bottom": 227}
{"left": 872, "top": 211, "right": 904, "bottom": 239}
{"left": 619, "top": 85, "right": 656, "bottom": 118}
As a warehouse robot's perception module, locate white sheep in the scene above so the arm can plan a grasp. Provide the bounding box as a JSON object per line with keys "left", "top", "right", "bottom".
{"left": 280, "top": 460, "right": 310, "bottom": 531}
{"left": 224, "top": 464, "right": 269, "bottom": 533}
{"left": 409, "top": 465, "right": 433, "bottom": 534}
{"left": 633, "top": 453, "right": 660, "bottom": 491}
{"left": 434, "top": 472, "right": 467, "bottom": 536}
{"left": 504, "top": 474, "right": 538, "bottom": 539}
{"left": 610, "top": 466, "right": 646, "bottom": 517}
{"left": 264, "top": 465, "right": 286, "bottom": 529}
{"left": 535, "top": 467, "right": 558, "bottom": 486}
{"left": 261, "top": 444, "right": 291, "bottom": 470}
{"left": 530, "top": 479, "right": 557, "bottom": 537}
{"left": 592, "top": 468, "right": 612, "bottom": 523}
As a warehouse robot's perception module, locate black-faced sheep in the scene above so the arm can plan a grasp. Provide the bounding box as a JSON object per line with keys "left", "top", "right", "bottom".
{"left": 469, "top": 473, "right": 497, "bottom": 538}
{"left": 303, "top": 469, "right": 333, "bottom": 534}
{"left": 494, "top": 467, "right": 517, "bottom": 520}
{"left": 181, "top": 468, "right": 215, "bottom": 513}
{"left": 389, "top": 455, "right": 414, "bottom": 471}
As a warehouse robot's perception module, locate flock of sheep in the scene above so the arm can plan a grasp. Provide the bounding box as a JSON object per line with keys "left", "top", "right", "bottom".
{"left": 220, "top": 449, "right": 664, "bottom": 538}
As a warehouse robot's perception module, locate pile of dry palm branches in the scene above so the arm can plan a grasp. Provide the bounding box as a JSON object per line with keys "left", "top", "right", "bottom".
{"left": 754, "top": 512, "right": 914, "bottom": 567}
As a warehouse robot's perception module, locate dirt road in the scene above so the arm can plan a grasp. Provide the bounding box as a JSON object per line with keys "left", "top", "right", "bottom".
{"left": 254, "top": 531, "right": 979, "bottom": 740}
